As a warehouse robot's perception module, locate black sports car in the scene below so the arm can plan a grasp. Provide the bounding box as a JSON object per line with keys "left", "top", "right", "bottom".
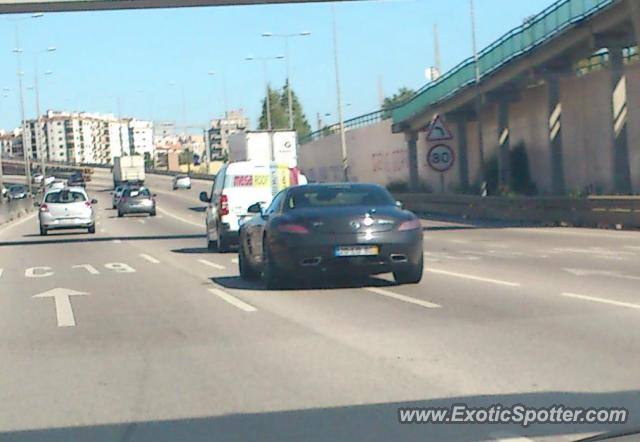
{"left": 238, "top": 183, "right": 424, "bottom": 289}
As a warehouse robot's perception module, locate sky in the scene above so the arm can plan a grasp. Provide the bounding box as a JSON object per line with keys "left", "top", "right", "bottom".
{"left": 0, "top": 0, "right": 556, "bottom": 132}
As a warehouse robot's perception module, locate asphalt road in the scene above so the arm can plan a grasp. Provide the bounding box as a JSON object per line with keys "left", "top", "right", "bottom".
{"left": 1, "top": 169, "right": 640, "bottom": 442}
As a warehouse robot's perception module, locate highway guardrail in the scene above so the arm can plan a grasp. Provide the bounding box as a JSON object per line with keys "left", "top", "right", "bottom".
{"left": 396, "top": 193, "right": 640, "bottom": 229}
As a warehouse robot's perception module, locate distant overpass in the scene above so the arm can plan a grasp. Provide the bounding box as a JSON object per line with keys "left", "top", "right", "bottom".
{"left": 0, "top": 0, "right": 350, "bottom": 14}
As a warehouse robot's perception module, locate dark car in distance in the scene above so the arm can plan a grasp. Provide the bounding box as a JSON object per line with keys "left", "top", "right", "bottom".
{"left": 238, "top": 183, "right": 424, "bottom": 289}
{"left": 67, "top": 173, "right": 86, "bottom": 188}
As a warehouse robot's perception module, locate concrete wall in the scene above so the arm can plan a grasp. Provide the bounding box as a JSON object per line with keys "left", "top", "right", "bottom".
{"left": 0, "top": 198, "right": 34, "bottom": 227}
{"left": 299, "top": 120, "right": 408, "bottom": 185}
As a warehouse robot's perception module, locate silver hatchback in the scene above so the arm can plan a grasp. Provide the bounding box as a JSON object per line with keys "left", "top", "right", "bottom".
{"left": 37, "top": 187, "right": 97, "bottom": 236}
{"left": 117, "top": 186, "right": 156, "bottom": 217}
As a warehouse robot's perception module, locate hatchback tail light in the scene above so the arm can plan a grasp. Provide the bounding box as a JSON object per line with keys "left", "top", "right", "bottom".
{"left": 219, "top": 194, "right": 229, "bottom": 216}
{"left": 398, "top": 219, "right": 422, "bottom": 231}
{"left": 39, "top": 203, "right": 49, "bottom": 213}
{"left": 277, "top": 223, "right": 309, "bottom": 234}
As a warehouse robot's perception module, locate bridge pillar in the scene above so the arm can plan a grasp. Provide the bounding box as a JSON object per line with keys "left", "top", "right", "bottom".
{"left": 609, "top": 46, "right": 632, "bottom": 194}
{"left": 451, "top": 117, "right": 470, "bottom": 191}
{"left": 497, "top": 100, "right": 510, "bottom": 191}
{"left": 546, "top": 74, "right": 565, "bottom": 195}
{"left": 405, "top": 131, "right": 419, "bottom": 191}
{"left": 629, "top": 0, "right": 640, "bottom": 42}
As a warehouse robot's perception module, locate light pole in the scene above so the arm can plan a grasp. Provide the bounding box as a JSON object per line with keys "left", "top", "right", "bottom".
{"left": 6, "top": 13, "right": 45, "bottom": 194}
{"left": 331, "top": 4, "right": 348, "bottom": 182}
{"left": 34, "top": 46, "right": 56, "bottom": 189}
{"left": 245, "top": 55, "right": 284, "bottom": 131}
{"left": 0, "top": 90, "right": 8, "bottom": 203}
{"left": 261, "top": 31, "right": 311, "bottom": 130}
{"left": 470, "top": 0, "right": 486, "bottom": 188}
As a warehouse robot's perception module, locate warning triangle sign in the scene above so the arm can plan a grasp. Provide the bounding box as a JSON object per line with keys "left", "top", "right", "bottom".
{"left": 426, "top": 115, "right": 453, "bottom": 141}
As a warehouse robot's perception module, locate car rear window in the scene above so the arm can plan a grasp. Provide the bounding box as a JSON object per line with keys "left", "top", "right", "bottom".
{"left": 286, "top": 185, "right": 395, "bottom": 209}
{"left": 45, "top": 190, "right": 87, "bottom": 203}
{"left": 124, "top": 188, "right": 151, "bottom": 198}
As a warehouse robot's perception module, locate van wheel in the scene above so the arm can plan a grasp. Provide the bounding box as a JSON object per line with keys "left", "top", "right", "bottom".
{"left": 88, "top": 225, "right": 96, "bottom": 234}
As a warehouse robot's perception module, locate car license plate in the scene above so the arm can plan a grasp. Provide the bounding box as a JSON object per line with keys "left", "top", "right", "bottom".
{"left": 334, "top": 245, "right": 379, "bottom": 257}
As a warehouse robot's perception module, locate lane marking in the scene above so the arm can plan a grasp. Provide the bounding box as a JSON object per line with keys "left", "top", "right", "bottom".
{"left": 140, "top": 254, "right": 160, "bottom": 264}
{"left": 156, "top": 207, "right": 202, "bottom": 228}
{"left": 198, "top": 259, "right": 226, "bottom": 270}
{"left": 33, "top": 288, "right": 89, "bottom": 327}
{"left": 0, "top": 268, "right": 3, "bottom": 279}
{"left": 208, "top": 288, "right": 257, "bottom": 312}
{"left": 113, "top": 239, "right": 122, "bottom": 244}
{"left": 138, "top": 219, "right": 146, "bottom": 224}
{"left": 564, "top": 268, "right": 640, "bottom": 281}
{"left": 231, "top": 258, "right": 239, "bottom": 264}
{"left": 562, "top": 292, "right": 640, "bottom": 310}
{"left": 427, "top": 268, "right": 521, "bottom": 287}
{"left": 100, "top": 229, "right": 106, "bottom": 233}
{"left": 365, "top": 287, "right": 441, "bottom": 309}
{"left": 25, "top": 266, "right": 54, "bottom": 278}
{"left": 72, "top": 264, "right": 100, "bottom": 275}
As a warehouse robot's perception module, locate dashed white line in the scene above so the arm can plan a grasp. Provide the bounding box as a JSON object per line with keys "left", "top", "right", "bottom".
{"left": 138, "top": 219, "right": 146, "bottom": 224}
{"left": 140, "top": 254, "right": 160, "bottom": 264}
{"left": 198, "top": 259, "right": 226, "bottom": 270}
{"left": 365, "top": 287, "right": 441, "bottom": 309}
{"left": 231, "top": 258, "right": 239, "bottom": 264}
{"left": 562, "top": 292, "right": 640, "bottom": 310}
{"left": 208, "top": 288, "right": 257, "bottom": 312}
{"left": 0, "top": 268, "right": 3, "bottom": 279}
{"left": 156, "top": 207, "right": 202, "bottom": 228}
{"left": 100, "top": 229, "right": 107, "bottom": 233}
{"left": 113, "top": 239, "right": 122, "bottom": 244}
{"left": 427, "top": 268, "right": 521, "bottom": 287}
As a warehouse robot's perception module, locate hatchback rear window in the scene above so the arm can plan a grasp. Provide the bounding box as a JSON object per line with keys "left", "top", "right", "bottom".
{"left": 124, "top": 188, "right": 151, "bottom": 198}
{"left": 45, "top": 191, "right": 87, "bottom": 203}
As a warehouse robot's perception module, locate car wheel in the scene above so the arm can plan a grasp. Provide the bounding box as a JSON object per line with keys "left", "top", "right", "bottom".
{"left": 393, "top": 255, "right": 424, "bottom": 285}
{"left": 117, "top": 210, "right": 124, "bottom": 218}
{"left": 238, "top": 242, "right": 258, "bottom": 280}
{"left": 112, "top": 204, "right": 116, "bottom": 209}
{"left": 39, "top": 225, "right": 47, "bottom": 236}
{"left": 150, "top": 209, "right": 156, "bottom": 217}
{"left": 262, "top": 239, "right": 284, "bottom": 289}
{"left": 88, "top": 225, "right": 96, "bottom": 234}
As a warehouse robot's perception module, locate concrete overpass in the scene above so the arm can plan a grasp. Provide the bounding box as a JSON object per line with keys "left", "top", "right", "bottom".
{"left": 391, "top": 0, "right": 640, "bottom": 195}
{"left": 0, "top": 0, "right": 347, "bottom": 14}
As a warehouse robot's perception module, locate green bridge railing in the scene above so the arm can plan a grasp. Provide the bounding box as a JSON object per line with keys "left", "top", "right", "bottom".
{"left": 391, "top": 0, "right": 615, "bottom": 125}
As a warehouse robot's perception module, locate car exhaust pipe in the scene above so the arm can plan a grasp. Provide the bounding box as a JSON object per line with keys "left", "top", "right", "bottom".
{"left": 390, "top": 254, "right": 408, "bottom": 263}
{"left": 301, "top": 257, "right": 322, "bottom": 266}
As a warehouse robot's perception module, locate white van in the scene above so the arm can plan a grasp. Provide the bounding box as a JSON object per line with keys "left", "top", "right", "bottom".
{"left": 199, "top": 161, "right": 306, "bottom": 252}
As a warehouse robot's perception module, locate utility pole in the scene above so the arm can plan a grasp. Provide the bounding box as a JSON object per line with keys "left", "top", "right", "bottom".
{"left": 14, "top": 29, "right": 31, "bottom": 194}
{"left": 332, "top": 4, "right": 348, "bottom": 182}
{"left": 433, "top": 24, "right": 441, "bottom": 80}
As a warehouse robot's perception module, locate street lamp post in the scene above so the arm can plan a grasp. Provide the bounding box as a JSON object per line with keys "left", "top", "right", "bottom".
{"left": 34, "top": 46, "right": 56, "bottom": 190}
{"left": 6, "top": 13, "right": 45, "bottom": 194}
{"left": 470, "top": 0, "right": 486, "bottom": 189}
{"left": 0, "top": 90, "right": 8, "bottom": 203}
{"left": 262, "top": 31, "right": 311, "bottom": 130}
{"left": 245, "top": 55, "right": 284, "bottom": 160}
{"left": 331, "top": 5, "right": 348, "bottom": 182}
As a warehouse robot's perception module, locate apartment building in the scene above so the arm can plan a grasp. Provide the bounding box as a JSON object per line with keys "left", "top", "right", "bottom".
{"left": 207, "top": 110, "right": 249, "bottom": 160}
{"left": 0, "top": 129, "right": 23, "bottom": 157}
{"left": 22, "top": 111, "right": 149, "bottom": 165}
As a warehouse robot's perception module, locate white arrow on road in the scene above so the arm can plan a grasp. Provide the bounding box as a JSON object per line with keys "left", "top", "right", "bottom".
{"left": 564, "top": 268, "right": 640, "bottom": 281}
{"left": 33, "top": 288, "right": 90, "bottom": 327}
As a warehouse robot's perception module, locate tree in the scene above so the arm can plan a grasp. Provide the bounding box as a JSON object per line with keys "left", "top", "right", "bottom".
{"left": 258, "top": 82, "right": 312, "bottom": 140}
{"left": 382, "top": 87, "right": 416, "bottom": 118}
{"left": 258, "top": 86, "right": 288, "bottom": 131}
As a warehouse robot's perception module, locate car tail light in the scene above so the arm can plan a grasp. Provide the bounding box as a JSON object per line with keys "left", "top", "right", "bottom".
{"left": 39, "top": 204, "right": 48, "bottom": 213}
{"left": 219, "top": 194, "right": 229, "bottom": 216}
{"left": 398, "top": 219, "right": 422, "bottom": 231}
{"left": 277, "top": 223, "right": 309, "bottom": 234}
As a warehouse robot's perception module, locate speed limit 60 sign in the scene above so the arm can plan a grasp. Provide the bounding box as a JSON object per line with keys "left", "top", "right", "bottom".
{"left": 427, "top": 144, "right": 455, "bottom": 172}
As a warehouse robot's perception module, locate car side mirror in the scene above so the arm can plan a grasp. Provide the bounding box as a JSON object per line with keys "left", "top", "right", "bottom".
{"left": 395, "top": 200, "right": 404, "bottom": 209}
{"left": 199, "top": 191, "right": 209, "bottom": 203}
{"left": 91, "top": 199, "right": 98, "bottom": 204}
{"left": 247, "top": 202, "right": 263, "bottom": 214}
